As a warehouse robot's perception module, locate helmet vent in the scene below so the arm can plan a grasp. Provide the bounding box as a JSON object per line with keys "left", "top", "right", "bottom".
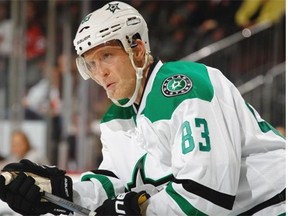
{"left": 111, "top": 23, "right": 121, "bottom": 33}
{"left": 111, "top": 24, "right": 121, "bottom": 28}
{"left": 112, "top": 27, "right": 121, "bottom": 32}
{"left": 102, "top": 32, "right": 111, "bottom": 37}
{"left": 99, "top": 28, "right": 109, "bottom": 33}
{"left": 127, "top": 17, "right": 141, "bottom": 26}
{"left": 79, "top": 26, "right": 90, "bottom": 33}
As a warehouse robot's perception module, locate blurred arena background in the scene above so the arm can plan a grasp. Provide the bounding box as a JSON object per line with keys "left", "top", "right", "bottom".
{"left": 0, "top": 0, "right": 285, "bottom": 179}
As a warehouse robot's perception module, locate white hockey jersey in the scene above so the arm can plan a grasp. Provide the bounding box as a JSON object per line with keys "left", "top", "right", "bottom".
{"left": 73, "top": 60, "right": 285, "bottom": 215}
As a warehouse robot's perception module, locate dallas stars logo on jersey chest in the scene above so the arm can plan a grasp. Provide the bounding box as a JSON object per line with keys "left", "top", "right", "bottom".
{"left": 162, "top": 74, "right": 192, "bottom": 97}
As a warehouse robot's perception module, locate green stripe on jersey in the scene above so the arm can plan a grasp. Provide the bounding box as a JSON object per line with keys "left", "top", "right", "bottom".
{"left": 101, "top": 102, "right": 136, "bottom": 123}
{"left": 142, "top": 61, "right": 214, "bottom": 123}
{"left": 166, "top": 182, "right": 207, "bottom": 216}
{"left": 81, "top": 174, "right": 116, "bottom": 199}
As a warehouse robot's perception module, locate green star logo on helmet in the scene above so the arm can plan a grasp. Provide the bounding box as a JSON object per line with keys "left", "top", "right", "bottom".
{"left": 106, "top": 3, "right": 120, "bottom": 13}
{"left": 162, "top": 74, "right": 192, "bottom": 97}
{"left": 81, "top": 14, "right": 92, "bottom": 24}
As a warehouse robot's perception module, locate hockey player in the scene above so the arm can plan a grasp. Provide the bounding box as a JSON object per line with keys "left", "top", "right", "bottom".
{"left": 0, "top": 1, "right": 285, "bottom": 215}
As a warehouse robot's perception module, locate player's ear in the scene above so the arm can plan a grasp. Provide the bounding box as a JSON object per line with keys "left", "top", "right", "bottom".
{"left": 132, "top": 39, "right": 146, "bottom": 67}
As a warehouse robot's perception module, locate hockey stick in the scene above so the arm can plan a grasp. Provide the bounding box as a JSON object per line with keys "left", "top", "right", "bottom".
{"left": 1, "top": 172, "right": 96, "bottom": 216}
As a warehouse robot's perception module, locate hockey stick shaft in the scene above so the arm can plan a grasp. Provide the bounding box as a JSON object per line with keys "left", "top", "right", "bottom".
{"left": 42, "top": 191, "right": 96, "bottom": 216}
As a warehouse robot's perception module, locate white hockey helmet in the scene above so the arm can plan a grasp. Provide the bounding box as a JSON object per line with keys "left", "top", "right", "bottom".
{"left": 73, "top": 1, "right": 151, "bottom": 107}
{"left": 73, "top": 1, "right": 150, "bottom": 78}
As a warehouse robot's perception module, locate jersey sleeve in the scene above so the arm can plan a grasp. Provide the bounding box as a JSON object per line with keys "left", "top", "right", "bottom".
{"left": 72, "top": 145, "right": 126, "bottom": 213}
{"left": 72, "top": 104, "right": 143, "bottom": 214}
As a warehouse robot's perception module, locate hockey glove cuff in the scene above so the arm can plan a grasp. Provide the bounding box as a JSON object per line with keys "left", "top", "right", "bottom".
{"left": 95, "top": 191, "right": 150, "bottom": 215}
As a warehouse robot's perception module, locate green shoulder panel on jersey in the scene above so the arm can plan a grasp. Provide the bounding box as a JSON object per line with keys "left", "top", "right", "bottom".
{"left": 101, "top": 100, "right": 136, "bottom": 123}
{"left": 142, "top": 61, "right": 214, "bottom": 123}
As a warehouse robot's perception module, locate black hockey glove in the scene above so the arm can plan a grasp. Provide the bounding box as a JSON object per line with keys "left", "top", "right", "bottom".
{"left": 0, "top": 159, "right": 73, "bottom": 215}
{"left": 95, "top": 191, "right": 150, "bottom": 215}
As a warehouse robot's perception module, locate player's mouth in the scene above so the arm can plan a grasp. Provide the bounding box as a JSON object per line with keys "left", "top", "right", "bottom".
{"left": 106, "top": 82, "right": 116, "bottom": 90}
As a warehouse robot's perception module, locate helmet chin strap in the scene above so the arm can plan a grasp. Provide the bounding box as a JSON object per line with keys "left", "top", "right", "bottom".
{"left": 110, "top": 51, "right": 149, "bottom": 107}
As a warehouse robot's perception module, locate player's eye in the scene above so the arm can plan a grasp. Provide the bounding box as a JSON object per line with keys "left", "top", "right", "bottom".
{"left": 86, "top": 60, "right": 96, "bottom": 72}
{"left": 101, "top": 52, "right": 112, "bottom": 61}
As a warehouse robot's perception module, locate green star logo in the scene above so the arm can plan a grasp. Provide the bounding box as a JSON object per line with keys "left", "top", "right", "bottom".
{"left": 162, "top": 74, "right": 192, "bottom": 97}
{"left": 106, "top": 3, "right": 120, "bottom": 13}
{"left": 81, "top": 14, "right": 92, "bottom": 24}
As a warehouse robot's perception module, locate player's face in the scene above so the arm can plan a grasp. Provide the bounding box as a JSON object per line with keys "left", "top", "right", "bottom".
{"left": 83, "top": 43, "right": 136, "bottom": 100}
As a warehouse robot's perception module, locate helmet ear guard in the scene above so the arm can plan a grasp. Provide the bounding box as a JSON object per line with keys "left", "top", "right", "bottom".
{"left": 126, "top": 33, "right": 141, "bottom": 48}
